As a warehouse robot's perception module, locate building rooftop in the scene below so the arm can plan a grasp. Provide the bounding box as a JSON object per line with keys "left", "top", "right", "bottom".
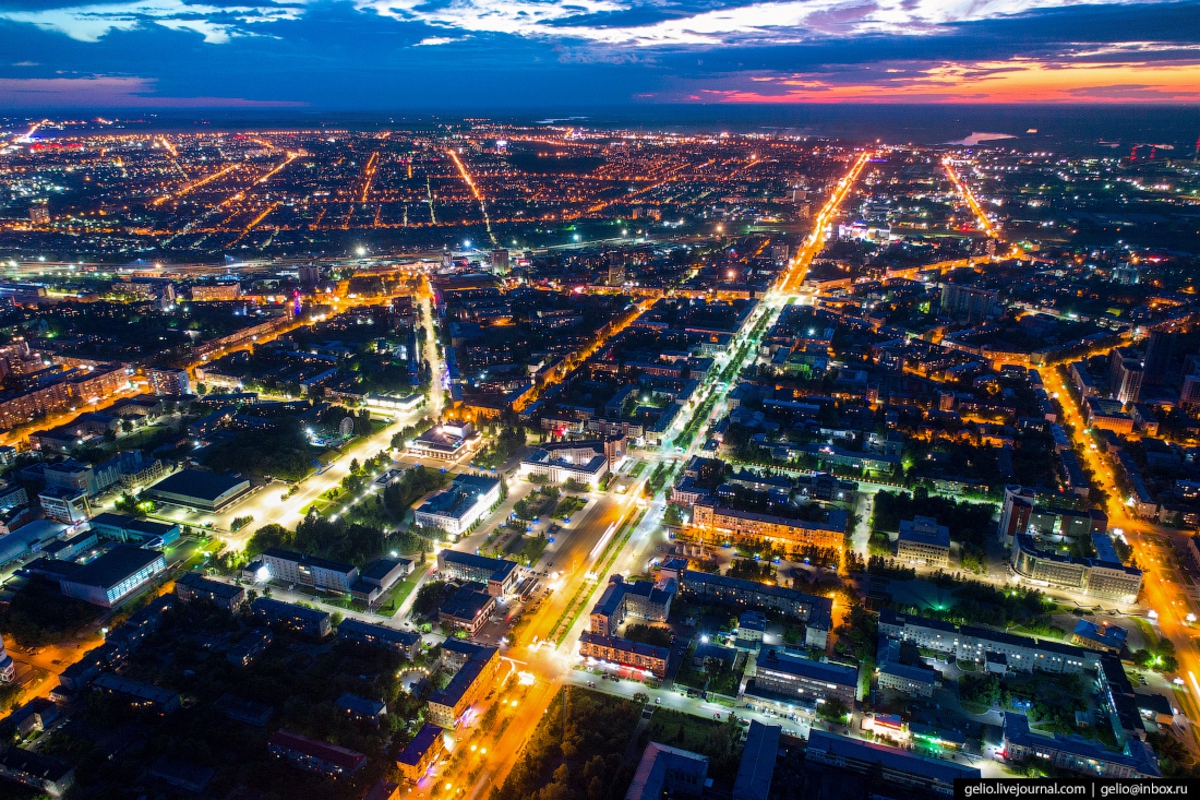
{"left": 252, "top": 596, "right": 332, "bottom": 623}
{"left": 268, "top": 729, "right": 367, "bottom": 772}
{"left": 338, "top": 618, "right": 421, "bottom": 647}
{"left": 580, "top": 632, "right": 670, "bottom": 663}
{"left": 682, "top": 570, "right": 832, "bottom": 629}
{"left": 63, "top": 545, "right": 161, "bottom": 590}
{"left": 147, "top": 469, "right": 248, "bottom": 502}
{"left": 93, "top": 673, "right": 179, "bottom": 705}
{"left": 89, "top": 512, "right": 178, "bottom": 539}
{"left": 262, "top": 547, "right": 357, "bottom": 576}
{"left": 0, "top": 746, "right": 74, "bottom": 783}
{"left": 898, "top": 516, "right": 951, "bottom": 549}
{"left": 438, "top": 549, "right": 517, "bottom": 583}
{"left": 754, "top": 650, "right": 857, "bottom": 687}
{"left": 625, "top": 742, "right": 709, "bottom": 800}
{"left": 1073, "top": 619, "right": 1128, "bottom": 650}
{"left": 439, "top": 582, "right": 493, "bottom": 621}
{"left": 176, "top": 571, "right": 245, "bottom": 600}
{"left": 733, "top": 721, "right": 781, "bottom": 800}
{"left": 807, "top": 730, "right": 980, "bottom": 782}
{"left": 397, "top": 723, "right": 444, "bottom": 768}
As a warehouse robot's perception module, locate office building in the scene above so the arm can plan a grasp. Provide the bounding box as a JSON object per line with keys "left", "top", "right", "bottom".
{"left": 261, "top": 548, "right": 359, "bottom": 593}
{"left": 438, "top": 582, "right": 495, "bottom": 637}
{"left": 896, "top": 516, "right": 951, "bottom": 567}
{"left": 39, "top": 486, "right": 91, "bottom": 524}
{"left": 1011, "top": 534, "right": 1142, "bottom": 603}
{"left": 88, "top": 513, "right": 181, "bottom": 548}
{"left": 805, "top": 731, "right": 979, "bottom": 797}
{"left": 436, "top": 550, "right": 518, "bottom": 596}
{"left": 350, "top": 556, "right": 413, "bottom": 605}
{"left": 267, "top": 730, "right": 367, "bottom": 778}
{"left": 59, "top": 545, "right": 166, "bottom": 607}
{"left": 415, "top": 473, "right": 501, "bottom": 537}
{"left": 407, "top": 419, "right": 480, "bottom": 461}
{"left": 518, "top": 441, "right": 611, "bottom": 488}
{"left": 1070, "top": 619, "right": 1128, "bottom": 655}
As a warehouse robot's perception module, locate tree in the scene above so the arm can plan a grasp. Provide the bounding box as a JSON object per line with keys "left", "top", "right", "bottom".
{"left": 246, "top": 524, "right": 293, "bottom": 557}
{"left": 818, "top": 698, "right": 849, "bottom": 723}
{"left": 663, "top": 503, "right": 684, "bottom": 527}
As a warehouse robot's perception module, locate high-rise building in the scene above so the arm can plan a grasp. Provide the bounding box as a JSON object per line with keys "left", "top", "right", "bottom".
{"left": 939, "top": 283, "right": 999, "bottom": 324}
{"left": 28, "top": 206, "right": 50, "bottom": 225}
{"left": 1108, "top": 348, "right": 1143, "bottom": 405}
{"left": 490, "top": 249, "right": 509, "bottom": 273}
{"left": 0, "top": 636, "right": 14, "bottom": 682}
{"left": 147, "top": 368, "right": 192, "bottom": 397}
{"left": 998, "top": 485, "right": 1036, "bottom": 546}
{"left": 607, "top": 251, "right": 626, "bottom": 287}
{"left": 299, "top": 265, "right": 321, "bottom": 287}
{"left": 1143, "top": 331, "right": 1176, "bottom": 385}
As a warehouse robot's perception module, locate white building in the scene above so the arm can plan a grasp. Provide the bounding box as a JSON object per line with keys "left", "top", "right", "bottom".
{"left": 414, "top": 474, "right": 501, "bottom": 537}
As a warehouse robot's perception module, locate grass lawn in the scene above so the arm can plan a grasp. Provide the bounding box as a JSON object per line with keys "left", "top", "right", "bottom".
{"left": 376, "top": 562, "right": 430, "bottom": 617}
{"left": 644, "top": 708, "right": 727, "bottom": 753}
{"left": 630, "top": 460, "right": 646, "bottom": 478}
{"left": 551, "top": 496, "right": 586, "bottom": 520}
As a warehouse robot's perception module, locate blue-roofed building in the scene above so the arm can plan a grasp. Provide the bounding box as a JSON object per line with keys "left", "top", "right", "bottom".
{"left": 337, "top": 618, "right": 422, "bottom": 659}
{"left": 1071, "top": 619, "right": 1128, "bottom": 655}
{"left": 436, "top": 549, "right": 517, "bottom": 597}
{"left": 624, "top": 742, "right": 708, "bottom": 800}
{"left": 336, "top": 692, "right": 387, "bottom": 726}
{"left": 252, "top": 597, "right": 333, "bottom": 638}
{"left": 805, "top": 730, "right": 979, "bottom": 796}
{"left": 428, "top": 641, "right": 499, "bottom": 728}
{"left": 397, "top": 723, "right": 445, "bottom": 783}
{"left": 745, "top": 650, "right": 857, "bottom": 711}
{"left": 414, "top": 473, "right": 501, "bottom": 537}
{"left": 589, "top": 574, "right": 676, "bottom": 636}
{"left": 1002, "top": 712, "right": 1160, "bottom": 778}
{"left": 732, "top": 721, "right": 780, "bottom": 800}
{"left": 87, "top": 513, "right": 180, "bottom": 548}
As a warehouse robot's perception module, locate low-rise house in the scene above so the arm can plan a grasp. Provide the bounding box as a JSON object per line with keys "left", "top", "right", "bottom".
{"left": 267, "top": 729, "right": 367, "bottom": 778}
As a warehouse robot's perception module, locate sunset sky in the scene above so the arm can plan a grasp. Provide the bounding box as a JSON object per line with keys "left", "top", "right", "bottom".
{"left": 1, "top": 0, "right": 1198, "bottom": 108}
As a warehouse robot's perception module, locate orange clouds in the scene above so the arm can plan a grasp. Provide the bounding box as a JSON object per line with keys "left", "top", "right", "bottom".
{"left": 697, "top": 58, "right": 1200, "bottom": 103}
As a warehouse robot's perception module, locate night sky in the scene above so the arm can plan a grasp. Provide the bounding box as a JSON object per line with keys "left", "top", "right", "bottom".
{"left": 1, "top": 0, "right": 1199, "bottom": 109}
